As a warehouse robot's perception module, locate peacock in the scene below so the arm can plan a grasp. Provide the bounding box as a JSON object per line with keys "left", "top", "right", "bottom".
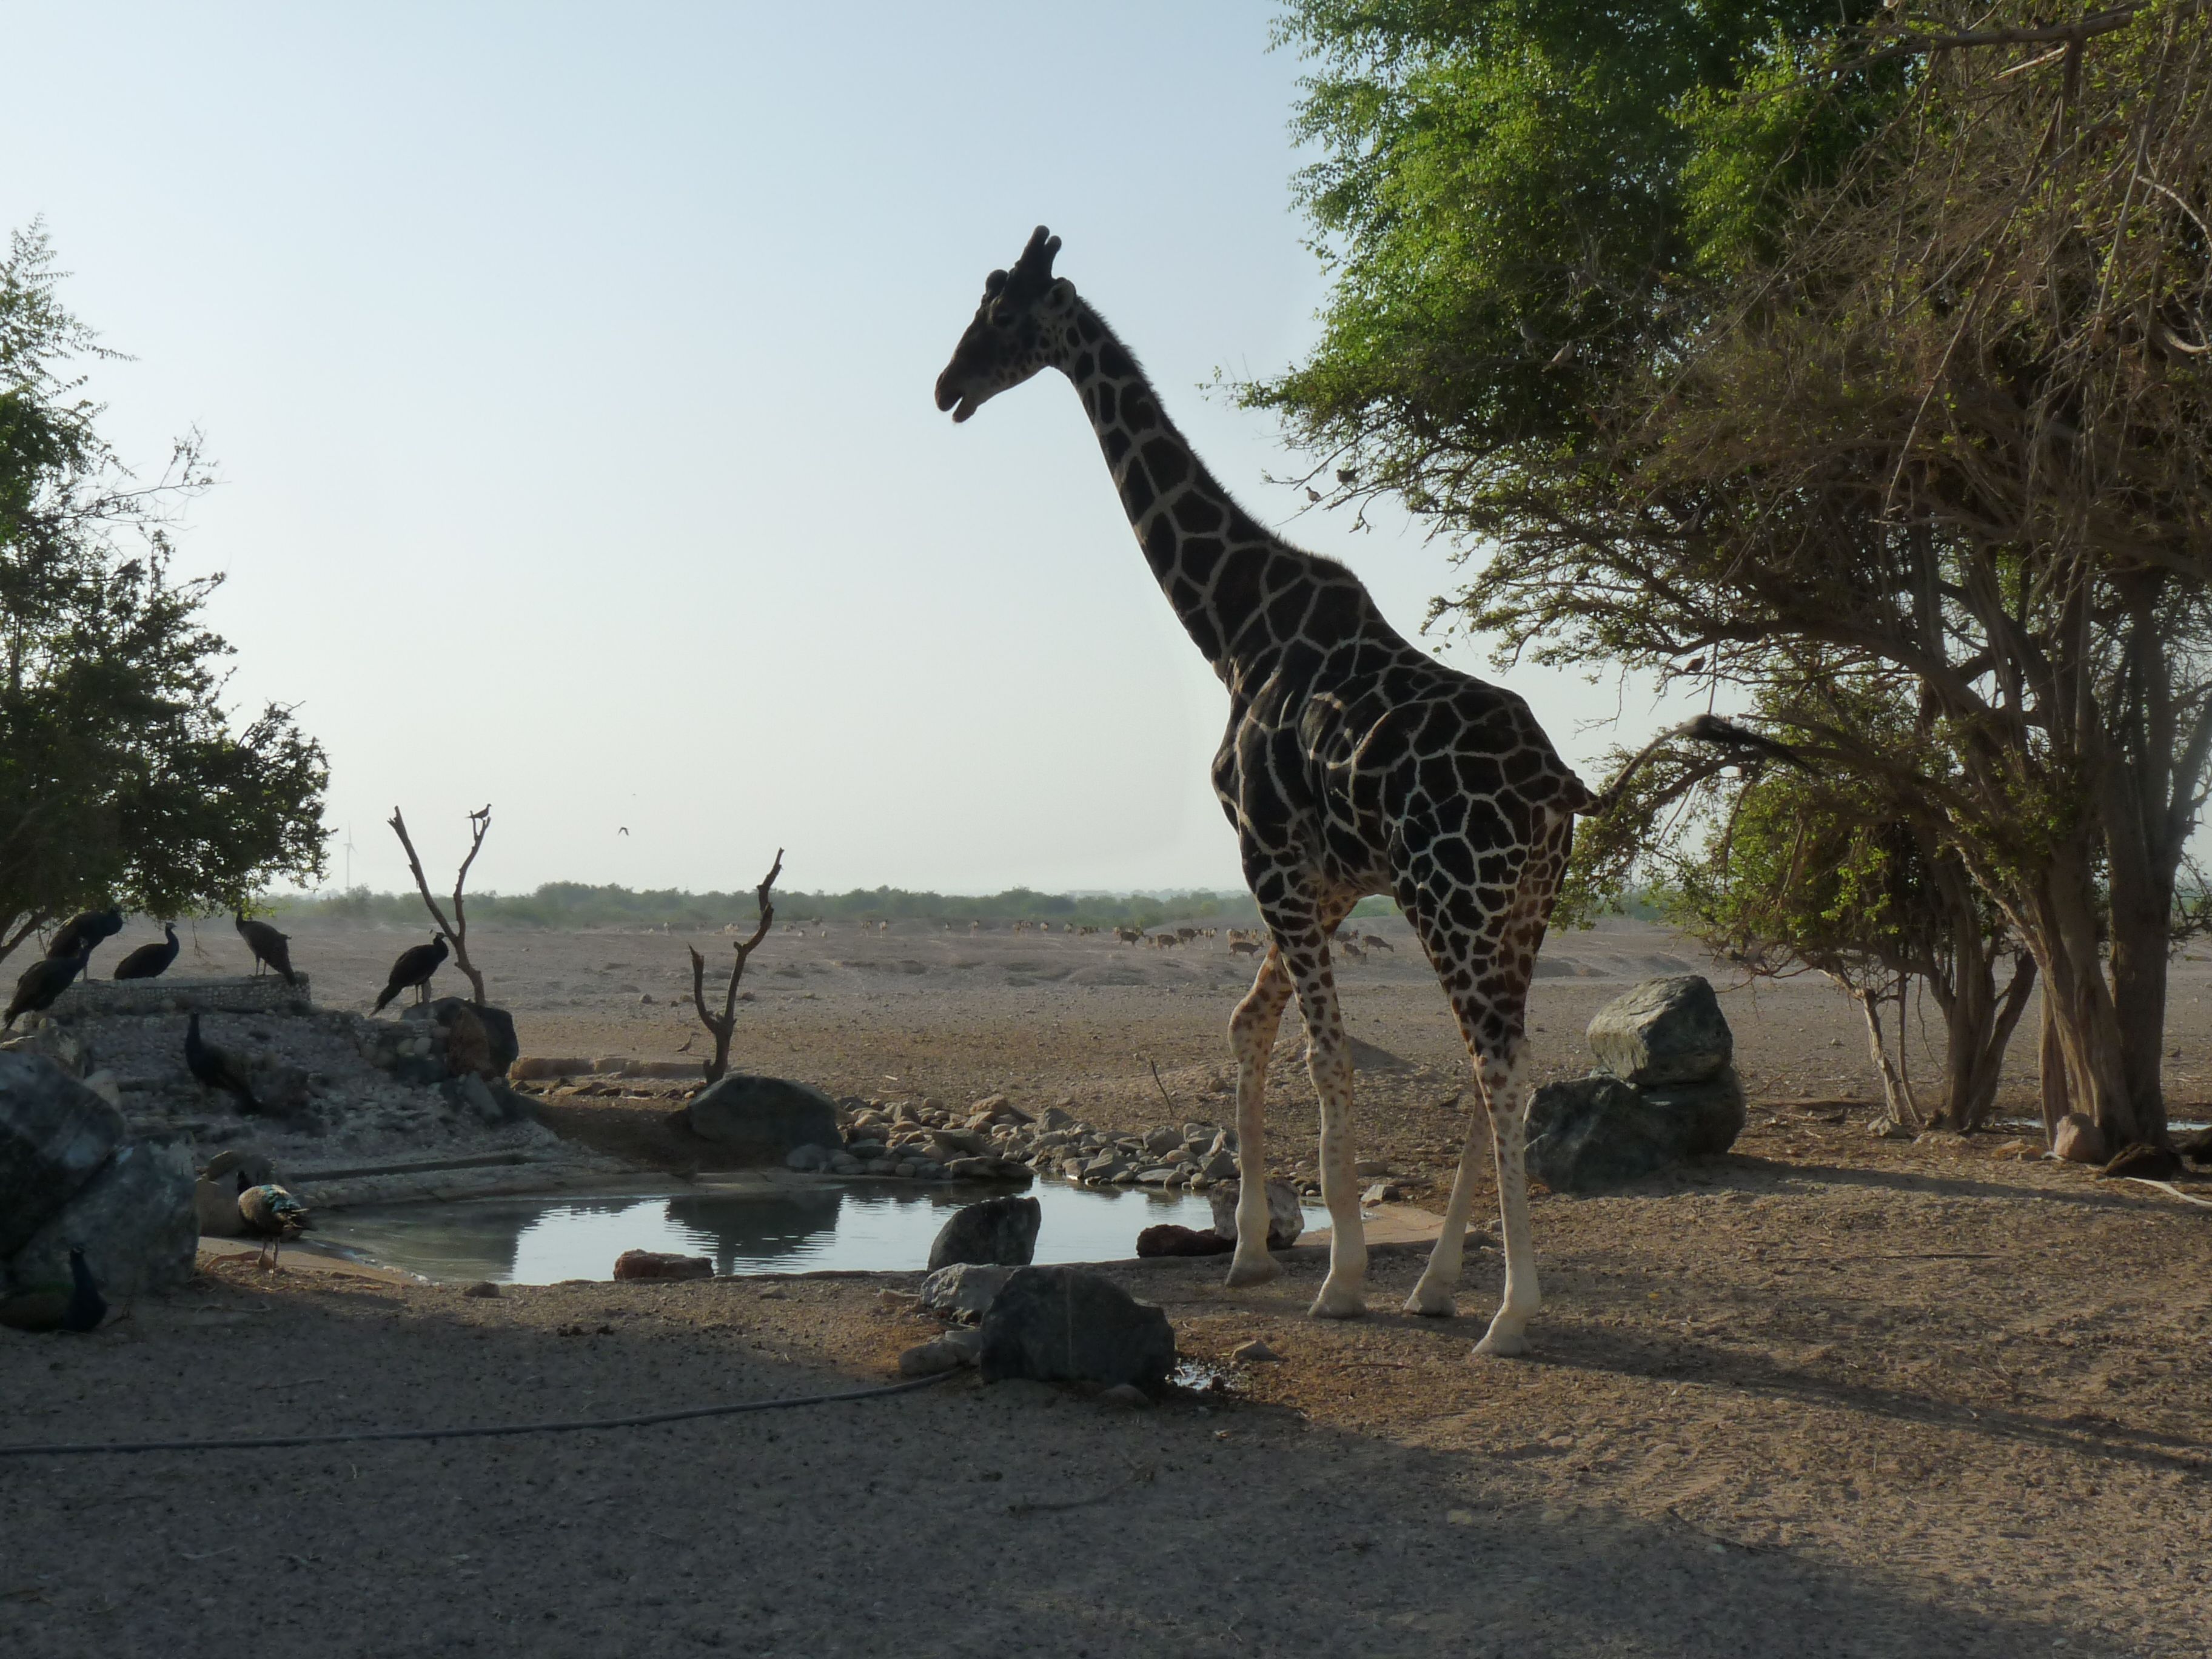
{"left": 233, "top": 911, "right": 298, "bottom": 985}
{"left": 47, "top": 909, "right": 124, "bottom": 974}
{"left": 0, "top": 1244, "right": 107, "bottom": 1333}
{"left": 6, "top": 945, "right": 92, "bottom": 1029}
{"left": 374, "top": 935, "right": 449, "bottom": 1012}
{"left": 113, "top": 923, "right": 180, "bottom": 981}
{"left": 237, "top": 1184, "right": 310, "bottom": 1269}
{"left": 185, "top": 1012, "right": 263, "bottom": 1114}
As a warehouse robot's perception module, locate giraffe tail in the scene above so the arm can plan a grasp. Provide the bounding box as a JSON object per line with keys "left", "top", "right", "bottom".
{"left": 1578, "top": 714, "right": 1812, "bottom": 818}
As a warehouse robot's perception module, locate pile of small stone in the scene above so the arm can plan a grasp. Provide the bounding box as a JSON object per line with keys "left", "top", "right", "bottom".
{"left": 797, "top": 1092, "right": 1246, "bottom": 1190}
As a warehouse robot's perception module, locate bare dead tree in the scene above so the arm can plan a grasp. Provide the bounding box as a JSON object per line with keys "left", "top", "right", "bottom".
{"left": 387, "top": 803, "right": 492, "bottom": 1005}
{"left": 688, "top": 848, "right": 783, "bottom": 1086}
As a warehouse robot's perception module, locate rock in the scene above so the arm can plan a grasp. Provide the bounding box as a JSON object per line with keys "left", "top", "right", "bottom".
{"left": 0, "top": 1053, "right": 126, "bottom": 1258}
{"left": 1143, "top": 1125, "right": 1182, "bottom": 1156}
{"left": 1866, "top": 1118, "right": 1914, "bottom": 1141}
{"left": 193, "top": 1179, "right": 245, "bottom": 1238}
{"left": 1353, "top": 1159, "right": 1392, "bottom": 1178}
{"left": 897, "top": 1338, "right": 967, "bottom": 1378}
{"left": 930, "top": 1127, "right": 991, "bottom": 1158}
{"left": 1135, "top": 1223, "right": 1233, "bottom": 1258}
{"left": 829, "top": 1151, "right": 864, "bottom": 1175}
{"left": 511, "top": 1056, "right": 597, "bottom": 1081}
{"left": 1041, "top": 1106, "right": 1076, "bottom": 1131}
{"left": 1361, "top": 1182, "right": 1404, "bottom": 1205}
{"left": 2100, "top": 1142, "right": 2183, "bottom": 1181}
{"left": 927, "top": 1194, "right": 1042, "bottom": 1272}
{"left": 1207, "top": 1180, "right": 1306, "bottom": 1249}
{"left": 1198, "top": 1149, "right": 1239, "bottom": 1182}
{"left": 1585, "top": 976, "right": 1733, "bottom": 1086}
{"left": 944, "top": 1155, "right": 1027, "bottom": 1182}
{"left": 976, "top": 1266, "right": 1176, "bottom": 1390}
{"left": 918, "top": 1261, "right": 1017, "bottom": 1318}
{"left": 681, "top": 1073, "right": 842, "bottom": 1158}
{"left": 2052, "top": 1113, "right": 2106, "bottom": 1165}
{"left": 785, "top": 1144, "right": 830, "bottom": 1172}
{"left": 1232, "top": 1339, "right": 1282, "bottom": 1364}
{"left": 1136, "top": 1166, "right": 1178, "bottom": 1185}
{"left": 937, "top": 1326, "right": 984, "bottom": 1363}
{"left": 1099, "top": 1383, "right": 1153, "bottom": 1409}
{"left": 404, "top": 998, "right": 521, "bottom": 1077}
{"left": 462, "top": 1280, "right": 501, "bottom": 1298}
{"left": 8, "top": 1139, "right": 197, "bottom": 1297}
{"left": 612, "top": 1250, "right": 712, "bottom": 1281}
{"left": 1523, "top": 1069, "right": 1748, "bottom": 1192}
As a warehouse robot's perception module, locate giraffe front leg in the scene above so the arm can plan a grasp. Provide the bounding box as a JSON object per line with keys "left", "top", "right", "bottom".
{"left": 1224, "top": 950, "right": 1290, "bottom": 1289}
{"left": 1475, "top": 1054, "right": 1541, "bottom": 1358}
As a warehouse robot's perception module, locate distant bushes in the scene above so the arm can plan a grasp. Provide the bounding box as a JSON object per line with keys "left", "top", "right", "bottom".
{"left": 272, "top": 883, "right": 1402, "bottom": 931}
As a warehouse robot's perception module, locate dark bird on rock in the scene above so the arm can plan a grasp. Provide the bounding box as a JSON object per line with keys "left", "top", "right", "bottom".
{"left": 7, "top": 946, "right": 92, "bottom": 1028}
{"left": 374, "top": 934, "right": 448, "bottom": 1013}
{"left": 113, "top": 923, "right": 181, "bottom": 981}
{"left": 0, "top": 1244, "right": 107, "bottom": 1333}
{"left": 47, "top": 908, "right": 124, "bottom": 972}
{"left": 238, "top": 1184, "right": 310, "bottom": 1269}
{"left": 186, "top": 1011, "right": 263, "bottom": 1114}
{"left": 233, "top": 911, "right": 297, "bottom": 985}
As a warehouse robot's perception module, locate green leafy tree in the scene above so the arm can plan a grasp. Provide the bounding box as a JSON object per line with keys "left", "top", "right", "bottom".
{"left": 0, "top": 225, "right": 327, "bottom": 959}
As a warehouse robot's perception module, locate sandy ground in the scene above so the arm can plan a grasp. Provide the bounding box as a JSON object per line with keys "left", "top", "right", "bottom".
{"left": 4, "top": 916, "right": 2209, "bottom": 1656}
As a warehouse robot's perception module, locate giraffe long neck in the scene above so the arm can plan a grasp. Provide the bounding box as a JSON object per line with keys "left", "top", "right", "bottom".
{"left": 1062, "top": 302, "right": 1299, "bottom": 670}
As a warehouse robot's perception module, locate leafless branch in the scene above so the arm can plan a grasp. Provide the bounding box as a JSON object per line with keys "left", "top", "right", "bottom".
{"left": 687, "top": 848, "right": 783, "bottom": 1087}
{"left": 387, "top": 804, "right": 491, "bottom": 1004}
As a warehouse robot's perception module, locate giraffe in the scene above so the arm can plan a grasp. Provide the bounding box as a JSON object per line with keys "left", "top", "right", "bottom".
{"left": 934, "top": 227, "right": 1595, "bottom": 1356}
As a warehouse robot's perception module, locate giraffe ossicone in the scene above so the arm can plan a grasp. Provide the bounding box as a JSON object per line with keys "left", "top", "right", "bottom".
{"left": 936, "top": 225, "right": 1598, "bottom": 1355}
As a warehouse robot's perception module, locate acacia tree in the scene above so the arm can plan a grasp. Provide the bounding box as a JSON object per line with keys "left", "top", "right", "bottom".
{"left": 0, "top": 224, "right": 327, "bottom": 957}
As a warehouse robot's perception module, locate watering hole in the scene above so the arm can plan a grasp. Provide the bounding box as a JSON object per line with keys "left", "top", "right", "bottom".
{"left": 311, "top": 1180, "right": 1333, "bottom": 1285}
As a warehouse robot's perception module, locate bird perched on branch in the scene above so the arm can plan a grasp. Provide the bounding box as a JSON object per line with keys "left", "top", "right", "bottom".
{"left": 47, "top": 908, "right": 123, "bottom": 974}
{"left": 238, "top": 1184, "right": 310, "bottom": 1269}
{"left": 113, "top": 923, "right": 180, "bottom": 981}
{"left": 7, "top": 946, "right": 92, "bottom": 1029}
{"left": 374, "top": 934, "right": 448, "bottom": 1013}
{"left": 233, "top": 911, "right": 297, "bottom": 985}
{"left": 185, "top": 1012, "right": 263, "bottom": 1114}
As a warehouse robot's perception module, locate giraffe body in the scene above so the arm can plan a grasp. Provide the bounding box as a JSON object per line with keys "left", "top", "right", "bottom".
{"left": 937, "top": 229, "right": 1590, "bottom": 1353}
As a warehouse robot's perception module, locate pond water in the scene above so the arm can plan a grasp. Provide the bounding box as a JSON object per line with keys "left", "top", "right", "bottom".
{"left": 311, "top": 1181, "right": 1331, "bottom": 1285}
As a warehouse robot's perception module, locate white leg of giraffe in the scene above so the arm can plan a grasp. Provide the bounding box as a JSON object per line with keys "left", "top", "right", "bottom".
{"left": 1224, "top": 948, "right": 1293, "bottom": 1288}
{"left": 1293, "top": 950, "right": 1367, "bottom": 1320}
{"left": 1403, "top": 1062, "right": 1495, "bottom": 1318}
{"left": 1475, "top": 1050, "right": 1541, "bottom": 1356}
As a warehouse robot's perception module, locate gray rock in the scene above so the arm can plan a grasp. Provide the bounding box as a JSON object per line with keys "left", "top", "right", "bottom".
{"left": 0, "top": 1053, "right": 125, "bottom": 1258}
{"left": 918, "top": 1261, "right": 1016, "bottom": 1319}
{"left": 10, "top": 1139, "right": 197, "bottom": 1296}
{"left": 1099, "top": 1383, "right": 1153, "bottom": 1409}
{"left": 1041, "top": 1105, "right": 1076, "bottom": 1131}
{"left": 682, "top": 1073, "right": 842, "bottom": 1157}
{"left": 1232, "top": 1338, "right": 1282, "bottom": 1364}
{"left": 1143, "top": 1125, "right": 1182, "bottom": 1156}
{"left": 1524, "top": 1068, "right": 1748, "bottom": 1192}
{"left": 1207, "top": 1179, "right": 1306, "bottom": 1248}
{"left": 785, "top": 1144, "right": 830, "bottom": 1172}
{"left": 1136, "top": 1166, "right": 1178, "bottom": 1185}
{"left": 829, "top": 1151, "right": 865, "bottom": 1175}
{"left": 976, "top": 1266, "right": 1176, "bottom": 1390}
{"left": 1198, "top": 1149, "right": 1239, "bottom": 1181}
{"left": 927, "top": 1194, "right": 1042, "bottom": 1272}
{"left": 1585, "top": 976, "right": 1733, "bottom": 1087}
{"left": 897, "top": 1338, "right": 967, "bottom": 1378}
{"left": 403, "top": 997, "right": 521, "bottom": 1077}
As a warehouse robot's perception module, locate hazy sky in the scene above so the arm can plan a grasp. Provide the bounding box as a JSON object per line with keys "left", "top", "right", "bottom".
{"left": 4, "top": 2, "right": 1684, "bottom": 899}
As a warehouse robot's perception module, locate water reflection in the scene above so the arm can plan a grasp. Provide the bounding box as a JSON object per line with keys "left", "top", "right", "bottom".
{"left": 314, "top": 1181, "right": 1323, "bottom": 1285}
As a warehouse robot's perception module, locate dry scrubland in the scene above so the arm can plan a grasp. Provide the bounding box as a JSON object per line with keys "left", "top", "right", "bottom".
{"left": 3, "top": 916, "right": 2209, "bottom": 1657}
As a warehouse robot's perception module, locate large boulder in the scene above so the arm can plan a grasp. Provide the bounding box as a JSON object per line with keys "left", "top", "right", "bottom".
{"left": 1207, "top": 1179, "right": 1306, "bottom": 1249}
{"left": 976, "top": 1265, "right": 1176, "bottom": 1390}
{"left": 8, "top": 1139, "right": 198, "bottom": 1296}
{"left": 0, "top": 1052, "right": 126, "bottom": 1258}
{"left": 1525, "top": 1069, "right": 1747, "bottom": 1193}
{"left": 917, "top": 1261, "right": 1016, "bottom": 1319}
{"left": 927, "top": 1195, "right": 1041, "bottom": 1272}
{"left": 681, "top": 1074, "right": 842, "bottom": 1157}
{"left": 1586, "top": 976, "right": 1733, "bottom": 1087}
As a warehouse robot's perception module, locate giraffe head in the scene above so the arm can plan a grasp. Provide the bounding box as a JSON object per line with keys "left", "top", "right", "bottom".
{"left": 934, "top": 225, "right": 1076, "bottom": 423}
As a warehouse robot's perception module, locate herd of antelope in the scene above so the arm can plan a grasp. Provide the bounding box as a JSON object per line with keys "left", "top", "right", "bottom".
{"left": 765, "top": 915, "right": 1400, "bottom": 959}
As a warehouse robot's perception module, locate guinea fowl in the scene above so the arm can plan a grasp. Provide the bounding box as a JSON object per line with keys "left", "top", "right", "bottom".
{"left": 0, "top": 1244, "right": 107, "bottom": 1333}
{"left": 48, "top": 908, "right": 124, "bottom": 974}
{"left": 238, "top": 1183, "right": 310, "bottom": 1269}
{"left": 185, "top": 1011, "right": 263, "bottom": 1113}
{"left": 374, "top": 934, "right": 449, "bottom": 1012}
{"left": 233, "top": 911, "right": 297, "bottom": 985}
{"left": 6, "top": 946, "right": 92, "bottom": 1028}
{"left": 112, "top": 923, "right": 181, "bottom": 981}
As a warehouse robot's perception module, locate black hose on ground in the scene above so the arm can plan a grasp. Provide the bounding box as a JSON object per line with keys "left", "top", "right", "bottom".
{"left": 0, "top": 1369, "right": 958, "bottom": 1459}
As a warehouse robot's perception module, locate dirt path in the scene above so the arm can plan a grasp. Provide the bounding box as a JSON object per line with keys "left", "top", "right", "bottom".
{"left": 5, "top": 1140, "right": 2208, "bottom": 1658}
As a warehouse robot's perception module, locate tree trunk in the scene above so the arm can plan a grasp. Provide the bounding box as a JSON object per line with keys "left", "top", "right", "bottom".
{"left": 2038, "top": 993, "right": 2068, "bottom": 1145}
{"left": 1848, "top": 979, "right": 1921, "bottom": 1131}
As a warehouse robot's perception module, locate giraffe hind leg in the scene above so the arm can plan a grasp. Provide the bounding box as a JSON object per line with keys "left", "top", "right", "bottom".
{"left": 1223, "top": 947, "right": 1293, "bottom": 1289}
{"left": 1288, "top": 920, "right": 1366, "bottom": 1320}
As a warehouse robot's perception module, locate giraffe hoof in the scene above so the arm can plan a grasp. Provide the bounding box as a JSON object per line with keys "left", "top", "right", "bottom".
{"left": 1222, "top": 1255, "right": 1281, "bottom": 1289}
{"left": 1473, "top": 1327, "right": 1530, "bottom": 1359}
{"left": 1402, "top": 1285, "right": 1458, "bottom": 1318}
{"left": 1307, "top": 1285, "right": 1368, "bottom": 1321}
